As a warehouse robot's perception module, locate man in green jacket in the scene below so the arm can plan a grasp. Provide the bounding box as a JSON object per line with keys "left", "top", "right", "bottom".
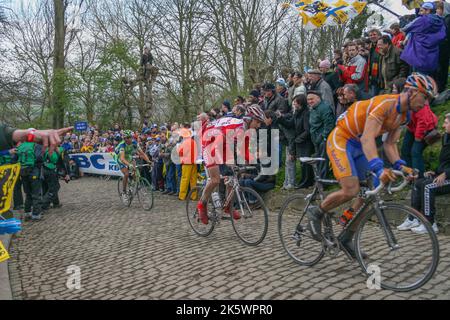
{"left": 16, "top": 141, "right": 43, "bottom": 221}
{"left": 42, "top": 146, "right": 70, "bottom": 210}
{"left": 377, "top": 35, "right": 410, "bottom": 93}
{"left": 307, "top": 91, "right": 336, "bottom": 179}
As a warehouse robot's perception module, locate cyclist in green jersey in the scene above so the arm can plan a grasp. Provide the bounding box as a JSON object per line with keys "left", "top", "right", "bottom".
{"left": 115, "top": 130, "right": 151, "bottom": 202}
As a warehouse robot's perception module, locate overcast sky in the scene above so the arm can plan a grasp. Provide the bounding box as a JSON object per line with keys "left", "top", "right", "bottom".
{"left": 8, "top": 0, "right": 415, "bottom": 16}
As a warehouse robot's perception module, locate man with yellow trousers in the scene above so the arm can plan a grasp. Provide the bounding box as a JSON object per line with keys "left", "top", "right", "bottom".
{"left": 177, "top": 129, "right": 198, "bottom": 201}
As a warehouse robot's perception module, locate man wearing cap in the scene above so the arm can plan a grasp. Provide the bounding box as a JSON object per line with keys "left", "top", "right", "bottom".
{"left": 307, "top": 69, "right": 335, "bottom": 110}
{"left": 319, "top": 59, "right": 342, "bottom": 98}
{"left": 307, "top": 91, "right": 335, "bottom": 179}
{"left": 401, "top": 2, "right": 446, "bottom": 75}
{"left": 247, "top": 90, "right": 263, "bottom": 107}
{"left": 262, "top": 82, "right": 289, "bottom": 113}
{"left": 276, "top": 78, "right": 289, "bottom": 99}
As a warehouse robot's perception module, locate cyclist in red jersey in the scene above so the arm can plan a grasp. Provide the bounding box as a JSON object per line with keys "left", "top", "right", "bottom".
{"left": 306, "top": 73, "right": 438, "bottom": 257}
{"left": 197, "top": 104, "right": 267, "bottom": 224}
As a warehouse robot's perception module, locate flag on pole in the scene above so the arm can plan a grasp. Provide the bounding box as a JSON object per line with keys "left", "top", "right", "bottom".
{"left": 282, "top": 0, "right": 368, "bottom": 29}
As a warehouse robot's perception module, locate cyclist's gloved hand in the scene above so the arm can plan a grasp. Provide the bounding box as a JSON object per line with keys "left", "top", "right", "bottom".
{"left": 393, "top": 160, "right": 417, "bottom": 178}
{"left": 369, "top": 158, "right": 396, "bottom": 187}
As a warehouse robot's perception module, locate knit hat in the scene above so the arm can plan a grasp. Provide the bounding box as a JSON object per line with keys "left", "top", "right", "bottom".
{"left": 421, "top": 2, "right": 435, "bottom": 10}
{"left": 222, "top": 100, "right": 231, "bottom": 109}
{"left": 319, "top": 59, "right": 331, "bottom": 69}
{"left": 249, "top": 89, "right": 260, "bottom": 98}
{"left": 276, "top": 78, "right": 286, "bottom": 88}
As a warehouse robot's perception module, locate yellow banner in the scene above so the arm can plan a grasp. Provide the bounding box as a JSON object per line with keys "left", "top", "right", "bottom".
{"left": 0, "top": 164, "right": 21, "bottom": 214}
{"left": 0, "top": 240, "right": 10, "bottom": 263}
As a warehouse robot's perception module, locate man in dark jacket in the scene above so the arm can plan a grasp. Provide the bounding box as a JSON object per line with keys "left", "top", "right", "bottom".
{"left": 262, "top": 82, "right": 289, "bottom": 113}
{"left": 307, "top": 91, "right": 336, "bottom": 179}
{"left": 377, "top": 35, "right": 410, "bottom": 93}
{"left": 404, "top": 113, "right": 450, "bottom": 234}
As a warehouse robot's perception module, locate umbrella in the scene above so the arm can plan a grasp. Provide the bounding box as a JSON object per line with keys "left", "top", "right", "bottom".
{"left": 282, "top": 0, "right": 368, "bottom": 29}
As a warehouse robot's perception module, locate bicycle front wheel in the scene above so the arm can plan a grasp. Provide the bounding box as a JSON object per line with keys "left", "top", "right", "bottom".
{"left": 137, "top": 178, "right": 154, "bottom": 211}
{"left": 186, "top": 186, "right": 215, "bottom": 237}
{"left": 278, "top": 194, "right": 325, "bottom": 266}
{"left": 230, "top": 187, "right": 269, "bottom": 246}
{"left": 355, "top": 203, "right": 439, "bottom": 292}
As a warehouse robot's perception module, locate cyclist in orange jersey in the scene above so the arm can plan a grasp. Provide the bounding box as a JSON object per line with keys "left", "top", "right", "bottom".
{"left": 306, "top": 73, "right": 438, "bottom": 257}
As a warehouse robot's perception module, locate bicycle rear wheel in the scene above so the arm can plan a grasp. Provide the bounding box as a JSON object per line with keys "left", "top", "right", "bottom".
{"left": 186, "top": 186, "right": 215, "bottom": 237}
{"left": 355, "top": 203, "right": 439, "bottom": 292}
{"left": 278, "top": 194, "right": 325, "bottom": 266}
{"left": 137, "top": 178, "right": 154, "bottom": 211}
{"left": 230, "top": 187, "right": 269, "bottom": 246}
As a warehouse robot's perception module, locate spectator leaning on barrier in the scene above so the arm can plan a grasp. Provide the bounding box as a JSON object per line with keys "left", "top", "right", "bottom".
{"left": 402, "top": 113, "right": 450, "bottom": 234}
{"left": 377, "top": 35, "right": 410, "bottom": 94}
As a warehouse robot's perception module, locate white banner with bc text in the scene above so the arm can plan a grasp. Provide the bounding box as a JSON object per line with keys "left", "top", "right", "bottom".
{"left": 69, "top": 153, "right": 123, "bottom": 176}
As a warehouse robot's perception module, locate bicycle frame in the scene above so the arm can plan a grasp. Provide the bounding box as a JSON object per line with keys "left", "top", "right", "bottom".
{"left": 303, "top": 163, "right": 400, "bottom": 251}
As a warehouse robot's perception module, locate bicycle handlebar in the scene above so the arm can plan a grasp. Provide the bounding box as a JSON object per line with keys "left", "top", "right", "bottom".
{"left": 365, "top": 170, "right": 409, "bottom": 196}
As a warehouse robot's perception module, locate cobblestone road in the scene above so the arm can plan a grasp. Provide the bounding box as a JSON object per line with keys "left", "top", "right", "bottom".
{"left": 7, "top": 177, "right": 450, "bottom": 300}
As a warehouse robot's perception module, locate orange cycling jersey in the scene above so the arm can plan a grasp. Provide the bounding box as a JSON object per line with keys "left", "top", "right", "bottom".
{"left": 328, "top": 95, "right": 409, "bottom": 180}
{"left": 335, "top": 94, "right": 409, "bottom": 140}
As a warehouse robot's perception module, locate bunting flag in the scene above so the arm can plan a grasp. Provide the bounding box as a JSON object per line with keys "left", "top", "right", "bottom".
{"left": 282, "top": 0, "right": 368, "bottom": 29}
{"left": 0, "top": 240, "right": 10, "bottom": 263}
{"left": 0, "top": 164, "right": 21, "bottom": 215}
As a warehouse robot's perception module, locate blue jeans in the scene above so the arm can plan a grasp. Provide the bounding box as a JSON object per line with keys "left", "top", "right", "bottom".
{"left": 165, "top": 163, "right": 176, "bottom": 192}
{"left": 401, "top": 130, "right": 426, "bottom": 177}
{"left": 176, "top": 164, "right": 182, "bottom": 193}
{"left": 240, "top": 179, "right": 275, "bottom": 202}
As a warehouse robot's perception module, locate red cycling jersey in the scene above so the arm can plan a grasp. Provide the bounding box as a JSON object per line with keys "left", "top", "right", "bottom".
{"left": 201, "top": 117, "right": 252, "bottom": 168}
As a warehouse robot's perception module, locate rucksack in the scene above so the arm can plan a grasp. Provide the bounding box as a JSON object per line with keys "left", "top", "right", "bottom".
{"left": 17, "top": 142, "right": 36, "bottom": 168}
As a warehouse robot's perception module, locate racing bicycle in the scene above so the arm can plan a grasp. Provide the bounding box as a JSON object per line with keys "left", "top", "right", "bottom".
{"left": 186, "top": 162, "right": 269, "bottom": 246}
{"left": 278, "top": 157, "right": 439, "bottom": 292}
